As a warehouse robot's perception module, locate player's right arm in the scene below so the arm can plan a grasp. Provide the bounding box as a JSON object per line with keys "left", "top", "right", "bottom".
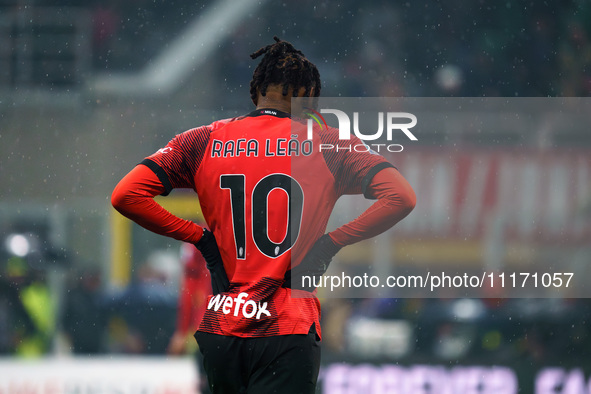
{"left": 328, "top": 166, "right": 416, "bottom": 247}
{"left": 111, "top": 163, "right": 204, "bottom": 244}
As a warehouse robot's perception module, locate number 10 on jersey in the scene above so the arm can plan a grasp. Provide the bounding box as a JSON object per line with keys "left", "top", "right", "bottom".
{"left": 220, "top": 173, "right": 304, "bottom": 259}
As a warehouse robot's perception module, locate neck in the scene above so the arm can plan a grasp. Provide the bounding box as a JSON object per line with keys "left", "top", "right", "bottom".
{"left": 255, "top": 90, "right": 292, "bottom": 113}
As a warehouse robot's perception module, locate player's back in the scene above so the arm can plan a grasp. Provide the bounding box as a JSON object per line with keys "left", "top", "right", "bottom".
{"left": 194, "top": 109, "right": 335, "bottom": 337}
{"left": 193, "top": 108, "right": 390, "bottom": 337}
{"left": 195, "top": 110, "right": 335, "bottom": 286}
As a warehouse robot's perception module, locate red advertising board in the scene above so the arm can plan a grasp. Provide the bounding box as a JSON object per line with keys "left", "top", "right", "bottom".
{"left": 380, "top": 148, "right": 591, "bottom": 243}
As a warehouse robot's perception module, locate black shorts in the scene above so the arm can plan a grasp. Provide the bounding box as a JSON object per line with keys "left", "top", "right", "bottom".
{"left": 194, "top": 325, "right": 321, "bottom": 394}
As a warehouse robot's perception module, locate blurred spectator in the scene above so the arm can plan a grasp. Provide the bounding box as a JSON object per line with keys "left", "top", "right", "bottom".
{"left": 0, "top": 256, "right": 54, "bottom": 357}
{"left": 104, "top": 250, "right": 179, "bottom": 354}
{"left": 559, "top": 18, "right": 591, "bottom": 96}
{"left": 62, "top": 267, "right": 106, "bottom": 354}
{"left": 166, "top": 242, "right": 211, "bottom": 355}
{"left": 0, "top": 257, "right": 36, "bottom": 355}
{"left": 91, "top": 2, "right": 120, "bottom": 69}
{"left": 167, "top": 242, "right": 212, "bottom": 394}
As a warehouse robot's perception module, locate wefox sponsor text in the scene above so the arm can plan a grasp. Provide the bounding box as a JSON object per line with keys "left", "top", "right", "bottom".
{"left": 207, "top": 292, "right": 271, "bottom": 319}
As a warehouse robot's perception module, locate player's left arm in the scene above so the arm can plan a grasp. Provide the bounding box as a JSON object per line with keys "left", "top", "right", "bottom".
{"left": 328, "top": 166, "right": 416, "bottom": 247}
{"left": 284, "top": 166, "right": 415, "bottom": 290}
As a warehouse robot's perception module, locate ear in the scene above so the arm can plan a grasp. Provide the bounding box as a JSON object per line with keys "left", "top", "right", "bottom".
{"left": 295, "top": 86, "right": 309, "bottom": 98}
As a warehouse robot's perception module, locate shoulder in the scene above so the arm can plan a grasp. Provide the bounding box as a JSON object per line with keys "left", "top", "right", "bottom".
{"left": 208, "top": 117, "right": 238, "bottom": 131}
{"left": 318, "top": 125, "right": 342, "bottom": 144}
{"left": 177, "top": 116, "right": 237, "bottom": 138}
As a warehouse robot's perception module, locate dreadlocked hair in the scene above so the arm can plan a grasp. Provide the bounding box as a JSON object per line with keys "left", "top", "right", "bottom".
{"left": 249, "top": 36, "right": 321, "bottom": 105}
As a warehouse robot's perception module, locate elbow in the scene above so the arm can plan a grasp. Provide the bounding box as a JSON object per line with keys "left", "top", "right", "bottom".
{"left": 403, "top": 187, "right": 417, "bottom": 214}
{"left": 110, "top": 183, "right": 128, "bottom": 213}
{"left": 382, "top": 187, "right": 416, "bottom": 222}
{"left": 376, "top": 168, "right": 416, "bottom": 218}
{"left": 397, "top": 186, "right": 417, "bottom": 218}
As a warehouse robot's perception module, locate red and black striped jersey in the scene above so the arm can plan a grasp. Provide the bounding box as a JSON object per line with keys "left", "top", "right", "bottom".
{"left": 143, "top": 109, "right": 394, "bottom": 338}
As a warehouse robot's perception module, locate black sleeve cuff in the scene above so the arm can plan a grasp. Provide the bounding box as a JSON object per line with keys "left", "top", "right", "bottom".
{"left": 139, "top": 159, "right": 173, "bottom": 196}
{"left": 361, "top": 162, "right": 396, "bottom": 199}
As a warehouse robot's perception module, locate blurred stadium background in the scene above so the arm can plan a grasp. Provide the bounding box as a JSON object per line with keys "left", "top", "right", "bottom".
{"left": 1, "top": 0, "right": 591, "bottom": 392}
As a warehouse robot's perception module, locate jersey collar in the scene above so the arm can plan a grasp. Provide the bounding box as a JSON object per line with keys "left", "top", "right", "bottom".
{"left": 247, "top": 108, "right": 292, "bottom": 119}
